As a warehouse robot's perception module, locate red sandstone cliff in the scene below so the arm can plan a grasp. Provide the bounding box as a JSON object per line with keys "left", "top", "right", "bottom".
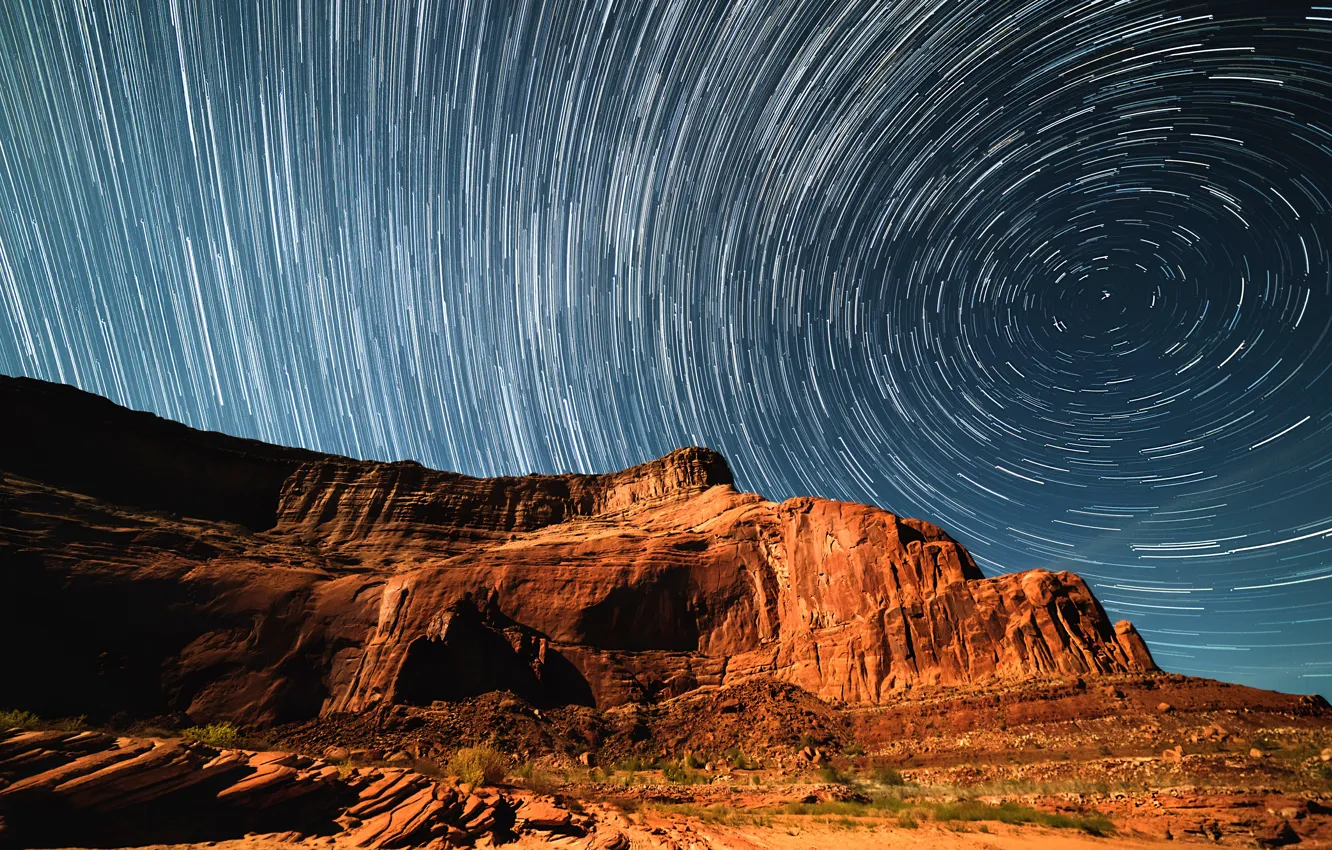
{"left": 0, "top": 376, "right": 1155, "bottom": 726}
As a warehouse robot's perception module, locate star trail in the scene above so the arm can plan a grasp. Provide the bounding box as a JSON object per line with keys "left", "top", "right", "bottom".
{"left": 2, "top": 0, "right": 1331, "bottom": 695}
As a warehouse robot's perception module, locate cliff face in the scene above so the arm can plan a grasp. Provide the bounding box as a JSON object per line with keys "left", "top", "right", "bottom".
{"left": 0, "top": 376, "right": 1154, "bottom": 726}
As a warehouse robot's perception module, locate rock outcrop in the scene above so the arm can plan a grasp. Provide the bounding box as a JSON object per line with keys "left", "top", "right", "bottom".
{"left": 0, "top": 376, "right": 1155, "bottom": 727}
{"left": 0, "top": 727, "right": 600, "bottom": 849}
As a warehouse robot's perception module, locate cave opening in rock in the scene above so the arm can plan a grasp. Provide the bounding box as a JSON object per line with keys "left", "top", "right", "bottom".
{"left": 391, "top": 601, "right": 595, "bottom": 709}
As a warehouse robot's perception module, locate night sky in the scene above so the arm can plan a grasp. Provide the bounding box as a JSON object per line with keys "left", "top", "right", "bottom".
{"left": 2, "top": 0, "right": 1331, "bottom": 696}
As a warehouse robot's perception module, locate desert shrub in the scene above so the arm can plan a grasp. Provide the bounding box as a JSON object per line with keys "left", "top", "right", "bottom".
{"left": 841, "top": 741, "right": 866, "bottom": 757}
{"left": 512, "top": 760, "right": 560, "bottom": 793}
{"left": 181, "top": 723, "right": 241, "bottom": 748}
{"left": 932, "top": 800, "right": 1113, "bottom": 836}
{"left": 897, "top": 811, "right": 919, "bottom": 829}
{"left": 722, "top": 747, "right": 757, "bottom": 770}
{"left": 662, "top": 761, "right": 710, "bottom": 784}
{"left": 662, "top": 761, "right": 689, "bottom": 783}
{"left": 615, "top": 755, "right": 651, "bottom": 772}
{"left": 870, "top": 765, "right": 905, "bottom": 786}
{"left": 448, "top": 746, "right": 507, "bottom": 786}
{"left": 613, "top": 769, "right": 637, "bottom": 787}
{"left": 0, "top": 709, "right": 41, "bottom": 730}
{"left": 654, "top": 803, "right": 772, "bottom": 828}
{"left": 1252, "top": 735, "right": 1282, "bottom": 751}
{"left": 778, "top": 795, "right": 909, "bottom": 818}
{"left": 818, "top": 764, "right": 850, "bottom": 785}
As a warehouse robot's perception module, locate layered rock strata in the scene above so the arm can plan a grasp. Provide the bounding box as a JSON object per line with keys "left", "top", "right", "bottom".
{"left": 0, "top": 727, "right": 598, "bottom": 849}
{"left": 0, "top": 376, "right": 1155, "bottom": 726}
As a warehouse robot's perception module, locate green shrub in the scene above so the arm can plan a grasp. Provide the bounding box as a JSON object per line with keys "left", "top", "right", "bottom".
{"left": 513, "top": 761, "right": 561, "bottom": 793}
{"left": 722, "top": 747, "right": 757, "bottom": 770}
{"left": 871, "top": 765, "right": 905, "bottom": 786}
{"left": 662, "top": 761, "right": 710, "bottom": 784}
{"left": 181, "top": 723, "right": 241, "bottom": 748}
{"left": 654, "top": 803, "right": 772, "bottom": 828}
{"left": 897, "top": 811, "right": 918, "bottom": 829}
{"left": 932, "top": 800, "right": 1113, "bottom": 836}
{"left": 818, "top": 764, "right": 849, "bottom": 785}
{"left": 615, "top": 755, "right": 651, "bottom": 772}
{"left": 447, "top": 746, "right": 507, "bottom": 786}
{"left": 662, "top": 761, "right": 688, "bottom": 783}
{"left": 0, "top": 709, "right": 41, "bottom": 730}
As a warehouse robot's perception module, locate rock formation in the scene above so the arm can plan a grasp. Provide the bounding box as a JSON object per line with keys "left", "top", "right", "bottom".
{"left": 0, "top": 727, "right": 602, "bottom": 849}
{"left": 0, "top": 376, "right": 1155, "bottom": 727}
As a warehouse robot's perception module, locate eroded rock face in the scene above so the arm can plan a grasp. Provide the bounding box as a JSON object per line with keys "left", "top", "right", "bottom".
{"left": 0, "top": 728, "right": 598, "bottom": 849}
{"left": 0, "top": 376, "right": 1155, "bottom": 726}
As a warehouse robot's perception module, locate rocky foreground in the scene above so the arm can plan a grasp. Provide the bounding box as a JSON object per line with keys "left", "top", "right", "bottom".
{"left": 0, "top": 727, "right": 617, "bottom": 849}
{"left": 2, "top": 687, "right": 1331, "bottom": 849}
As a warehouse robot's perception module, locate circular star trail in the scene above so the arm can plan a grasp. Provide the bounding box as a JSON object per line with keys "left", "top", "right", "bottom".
{"left": 2, "top": 0, "right": 1331, "bottom": 694}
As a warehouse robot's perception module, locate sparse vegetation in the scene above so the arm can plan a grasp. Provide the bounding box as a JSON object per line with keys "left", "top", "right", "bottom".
{"left": 869, "top": 764, "right": 905, "bottom": 786}
{"left": 817, "top": 764, "right": 850, "bottom": 785}
{"left": 661, "top": 760, "right": 711, "bottom": 784}
{"left": 647, "top": 788, "right": 1114, "bottom": 837}
{"left": 512, "top": 760, "right": 561, "bottom": 793}
{"left": 933, "top": 800, "right": 1114, "bottom": 836}
{"left": 0, "top": 709, "right": 85, "bottom": 732}
{"left": 722, "top": 746, "right": 758, "bottom": 770}
{"left": 0, "top": 709, "right": 41, "bottom": 730}
{"left": 613, "top": 755, "right": 652, "bottom": 772}
{"left": 180, "top": 722, "right": 241, "bottom": 748}
{"left": 654, "top": 803, "right": 774, "bottom": 828}
{"left": 447, "top": 745, "right": 508, "bottom": 786}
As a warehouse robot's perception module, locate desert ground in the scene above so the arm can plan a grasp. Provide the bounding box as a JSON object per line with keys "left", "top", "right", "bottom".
{"left": 7, "top": 672, "right": 1331, "bottom": 849}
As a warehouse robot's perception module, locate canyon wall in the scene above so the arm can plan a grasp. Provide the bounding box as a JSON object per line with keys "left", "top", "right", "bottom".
{"left": 0, "top": 376, "right": 1154, "bottom": 726}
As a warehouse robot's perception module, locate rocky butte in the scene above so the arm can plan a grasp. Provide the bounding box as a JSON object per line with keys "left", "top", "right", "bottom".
{"left": 0, "top": 375, "right": 1155, "bottom": 728}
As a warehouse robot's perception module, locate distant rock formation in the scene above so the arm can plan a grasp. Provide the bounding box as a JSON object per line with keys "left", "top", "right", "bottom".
{"left": 0, "top": 376, "right": 1154, "bottom": 727}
